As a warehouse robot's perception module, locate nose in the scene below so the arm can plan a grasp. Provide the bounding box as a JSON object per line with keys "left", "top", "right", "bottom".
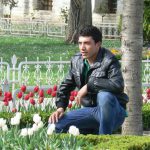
{"left": 80, "top": 43, "right": 86, "bottom": 51}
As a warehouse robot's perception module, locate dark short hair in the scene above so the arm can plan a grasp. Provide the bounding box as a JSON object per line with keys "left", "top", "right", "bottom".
{"left": 79, "top": 25, "right": 102, "bottom": 43}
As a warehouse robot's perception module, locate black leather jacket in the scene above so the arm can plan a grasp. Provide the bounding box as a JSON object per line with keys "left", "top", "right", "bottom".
{"left": 56, "top": 47, "right": 129, "bottom": 110}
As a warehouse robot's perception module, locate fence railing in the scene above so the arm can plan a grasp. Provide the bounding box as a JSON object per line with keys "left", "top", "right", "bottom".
{"left": 95, "top": 23, "right": 120, "bottom": 39}
{"left": 0, "top": 55, "right": 150, "bottom": 100}
{"left": 0, "top": 18, "right": 120, "bottom": 38}
{"left": 0, "top": 18, "right": 67, "bottom": 37}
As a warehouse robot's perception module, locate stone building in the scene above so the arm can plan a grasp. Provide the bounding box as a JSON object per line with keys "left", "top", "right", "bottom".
{"left": 0, "top": 0, "right": 123, "bottom": 23}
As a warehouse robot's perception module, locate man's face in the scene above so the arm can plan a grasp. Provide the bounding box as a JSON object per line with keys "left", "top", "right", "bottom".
{"left": 78, "top": 36, "right": 100, "bottom": 60}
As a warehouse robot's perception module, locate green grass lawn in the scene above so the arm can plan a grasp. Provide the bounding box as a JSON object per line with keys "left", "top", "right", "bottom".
{"left": 0, "top": 36, "right": 78, "bottom": 64}
{"left": 0, "top": 36, "right": 121, "bottom": 87}
{"left": 0, "top": 36, "right": 121, "bottom": 63}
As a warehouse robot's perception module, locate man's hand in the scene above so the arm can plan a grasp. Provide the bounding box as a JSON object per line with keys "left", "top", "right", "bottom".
{"left": 75, "top": 84, "right": 87, "bottom": 105}
{"left": 49, "top": 107, "right": 64, "bottom": 124}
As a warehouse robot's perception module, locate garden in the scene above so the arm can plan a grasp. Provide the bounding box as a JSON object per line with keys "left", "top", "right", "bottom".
{"left": 0, "top": 36, "right": 150, "bottom": 149}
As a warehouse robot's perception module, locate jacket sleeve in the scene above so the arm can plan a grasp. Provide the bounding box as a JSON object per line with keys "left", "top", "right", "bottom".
{"left": 87, "top": 58, "right": 124, "bottom": 94}
{"left": 56, "top": 61, "right": 76, "bottom": 110}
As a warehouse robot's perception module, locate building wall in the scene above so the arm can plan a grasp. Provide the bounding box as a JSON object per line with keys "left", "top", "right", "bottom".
{"left": 0, "top": 0, "right": 121, "bottom": 23}
{"left": 0, "top": 1, "right": 3, "bottom": 17}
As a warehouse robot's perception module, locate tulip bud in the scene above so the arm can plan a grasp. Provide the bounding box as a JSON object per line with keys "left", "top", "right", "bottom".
{"left": 34, "top": 86, "right": 39, "bottom": 93}
{"left": 73, "top": 91, "right": 78, "bottom": 97}
{"left": 20, "top": 85, "right": 26, "bottom": 92}
{"left": 38, "top": 97, "right": 44, "bottom": 104}
{"left": 53, "top": 85, "right": 57, "bottom": 91}
{"left": 146, "top": 88, "right": 150, "bottom": 95}
{"left": 51, "top": 91, "right": 57, "bottom": 97}
{"left": 39, "top": 89, "right": 44, "bottom": 97}
{"left": 7, "top": 92, "right": 12, "bottom": 98}
{"left": 29, "top": 92, "right": 34, "bottom": 97}
{"left": 30, "top": 98, "right": 35, "bottom": 105}
{"left": 24, "top": 94, "right": 30, "bottom": 100}
{"left": 12, "top": 108, "right": 17, "bottom": 113}
{"left": 17, "top": 91, "right": 23, "bottom": 99}
{"left": 47, "top": 88, "right": 52, "bottom": 95}
{"left": 68, "top": 103, "right": 72, "bottom": 108}
{"left": 69, "top": 96, "right": 74, "bottom": 101}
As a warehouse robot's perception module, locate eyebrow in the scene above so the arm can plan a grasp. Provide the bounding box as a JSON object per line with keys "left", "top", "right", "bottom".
{"left": 78, "top": 41, "right": 91, "bottom": 44}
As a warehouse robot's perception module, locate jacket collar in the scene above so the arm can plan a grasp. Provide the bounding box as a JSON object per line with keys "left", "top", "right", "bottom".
{"left": 78, "top": 47, "right": 104, "bottom": 71}
{"left": 90, "top": 47, "right": 103, "bottom": 69}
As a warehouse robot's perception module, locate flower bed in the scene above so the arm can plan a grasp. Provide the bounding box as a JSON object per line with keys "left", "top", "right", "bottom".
{"left": 110, "top": 48, "right": 150, "bottom": 60}
{"left": 1, "top": 112, "right": 150, "bottom": 149}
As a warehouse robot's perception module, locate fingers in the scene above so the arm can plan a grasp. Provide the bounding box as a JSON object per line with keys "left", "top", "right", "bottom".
{"left": 75, "top": 96, "right": 81, "bottom": 106}
{"left": 49, "top": 111, "right": 64, "bottom": 124}
{"left": 59, "top": 112, "right": 64, "bottom": 119}
{"left": 49, "top": 111, "right": 59, "bottom": 124}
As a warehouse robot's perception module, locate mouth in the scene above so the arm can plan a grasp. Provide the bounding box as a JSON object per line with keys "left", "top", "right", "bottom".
{"left": 81, "top": 52, "right": 88, "bottom": 56}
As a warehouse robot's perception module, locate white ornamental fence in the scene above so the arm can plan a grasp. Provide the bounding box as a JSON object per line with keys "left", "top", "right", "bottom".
{"left": 0, "top": 18, "right": 120, "bottom": 38}
{"left": 0, "top": 18, "right": 67, "bottom": 37}
{"left": 0, "top": 55, "right": 150, "bottom": 103}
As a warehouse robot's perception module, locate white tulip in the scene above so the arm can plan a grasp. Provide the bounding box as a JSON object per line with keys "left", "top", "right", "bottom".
{"left": 47, "top": 124, "right": 55, "bottom": 135}
{"left": 28, "top": 128, "right": 34, "bottom": 136}
{"left": 68, "top": 125, "right": 80, "bottom": 136}
{"left": 15, "top": 112, "right": 22, "bottom": 120}
{"left": 2, "top": 125, "right": 8, "bottom": 132}
{"left": 20, "top": 128, "right": 28, "bottom": 136}
{"left": 0, "top": 118, "right": 6, "bottom": 128}
{"left": 37, "top": 121, "right": 44, "bottom": 129}
{"left": 33, "top": 114, "right": 41, "bottom": 124}
{"left": 32, "top": 123, "right": 39, "bottom": 132}
{"left": 11, "top": 117, "right": 20, "bottom": 125}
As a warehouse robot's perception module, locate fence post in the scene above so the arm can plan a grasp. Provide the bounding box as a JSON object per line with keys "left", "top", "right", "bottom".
{"left": 11, "top": 55, "right": 17, "bottom": 95}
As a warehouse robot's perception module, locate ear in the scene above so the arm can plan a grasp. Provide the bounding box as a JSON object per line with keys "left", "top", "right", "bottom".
{"left": 96, "top": 41, "right": 101, "bottom": 48}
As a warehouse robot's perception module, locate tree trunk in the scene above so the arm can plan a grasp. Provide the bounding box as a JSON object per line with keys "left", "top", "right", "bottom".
{"left": 121, "top": 0, "right": 143, "bottom": 135}
{"left": 66, "top": 0, "right": 92, "bottom": 44}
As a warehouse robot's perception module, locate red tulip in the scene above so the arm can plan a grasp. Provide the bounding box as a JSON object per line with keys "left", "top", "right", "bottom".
{"left": 12, "top": 108, "right": 17, "bottom": 113}
{"left": 24, "top": 94, "right": 30, "bottom": 100}
{"left": 47, "top": 88, "right": 52, "bottom": 95}
{"left": 146, "top": 88, "right": 150, "bottom": 94}
{"left": 20, "top": 85, "right": 26, "bottom": 92}
{"left": 69, "top": 96, "right": 75, "bottom": 101}
{"left": 29, "top": 92, "right": 34, "bottom": 97}
{"left": 8, "top": 96, "right": 12, "bottom": 101}
{"left": 0, "top": 90, "right": 2, "bottom": 96}
{"left": 4, "top": 101, "right": 9, "bottom": 106}
{"left": 68, "top": 103, "right": 72, "bottom": 108}
{"left": 70, "top": 91, "right": 74, "bottom": 96}
{"left": 53, "top": 85, "right": 57, "bottom": 91}
{"left": 34, "top": 86, "right": 39, "bottom": 93}
{"left": 7, "top": 92, "right": 12, "bottom": 98}
{"left": 51, "top": 91, "right": 57, "bottom": 97}
{"left": 4, "top": 92, "right": 8, "bottom": 97}
{"left": 3, "top": 96, "right": 7, "bottom": 102}
{"left": 39, "top": 89, "right": 44, "bottom": 97}
{"left": 73, "top": 91, "right": 78, "bottom": 97}
{"left": 17, "top": 91, "right": 23, "bottom": 99}
{"left": 30, "top": 98, "right": 35, "bottom": 105}
{"left": 38, "top": 97, "right": 44, "bottom": 104}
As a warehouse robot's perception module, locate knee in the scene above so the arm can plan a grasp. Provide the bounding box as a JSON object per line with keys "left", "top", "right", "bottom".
{"left": 54, "top": 121, "right": 68, "bottom": 133}
{"left": 97, "top": 91, "right": 116, "bottom": 107}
